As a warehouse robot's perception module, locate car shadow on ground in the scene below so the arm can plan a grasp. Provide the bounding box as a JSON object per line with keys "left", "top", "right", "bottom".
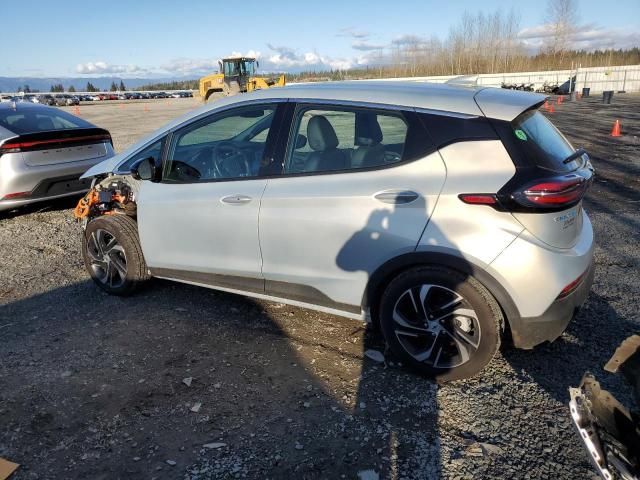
{"left": 0, "top": 277, "right": 442, "bottom": 479}
{"left": 0, "top": 195, "right": 81, "bottom": 220}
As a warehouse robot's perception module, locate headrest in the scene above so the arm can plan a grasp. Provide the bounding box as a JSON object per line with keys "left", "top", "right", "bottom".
{"left": 355, "top": 112, "right": 383, "bottom": 147}
{"left": 307, "top": 115, "right": 339, "bottom": 151}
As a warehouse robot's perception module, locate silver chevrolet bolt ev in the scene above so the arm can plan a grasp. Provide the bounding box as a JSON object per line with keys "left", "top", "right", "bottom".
{"left": 77, "top": 81, "right": 595, "bottom": 382}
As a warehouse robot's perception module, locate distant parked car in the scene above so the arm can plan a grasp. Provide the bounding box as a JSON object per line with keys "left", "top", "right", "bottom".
{"left": 54, "top": 94, "right": 79, "bottom": 106}
{"left": 0, "top": 102, "right": 114, "bottom": 212}
{"left": 0, "top": 95, "right": 16, "bottom": 103}
{"left": 33, "top": 94, "right": 56, "bottom": 106}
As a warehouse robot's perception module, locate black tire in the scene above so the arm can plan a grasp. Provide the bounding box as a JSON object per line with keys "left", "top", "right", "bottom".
{"left": 379, "top": 266, "right": 502, "bottom": 382}
{"left": 82, "top": 215, "right": 150, "bottom": 296}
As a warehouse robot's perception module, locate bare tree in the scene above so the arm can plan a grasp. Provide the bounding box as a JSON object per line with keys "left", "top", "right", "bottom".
{"left": 544, "top": 0, "right": 579, "bottom": 61}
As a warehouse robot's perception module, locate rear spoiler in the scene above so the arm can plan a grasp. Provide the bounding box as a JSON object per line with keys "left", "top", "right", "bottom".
{"left": 474, "top": 88, "right": 546, "bottom": 122}
{"left": 0, "top": 127, "right": 112, "bottom": 154}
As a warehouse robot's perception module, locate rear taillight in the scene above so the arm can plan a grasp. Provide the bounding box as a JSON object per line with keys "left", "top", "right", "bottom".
{"left": 0, "top": 133, "right": 112, "bottom": 153}
{"left": 458, "top": 194, "right": 498, "bottom": 205}
{"left": 459, "top": 172, "right": 592, "bottom": 212}
{"left": 557, "top": 271, "right": 586, "bottom": 299}
{"left": 516, "top": 175, "right": 587, "bottom": 207}
{"left": 1, "top": 191, "right": 31, "bottom": 200}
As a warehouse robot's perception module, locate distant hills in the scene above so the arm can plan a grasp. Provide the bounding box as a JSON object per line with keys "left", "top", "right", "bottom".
{"left": 0, "top": 76, "right": 198, "bottom": 93}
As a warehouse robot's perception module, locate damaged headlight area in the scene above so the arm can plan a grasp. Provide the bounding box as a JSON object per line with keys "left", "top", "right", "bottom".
{"left": 73, "top": 176, "right": 138, "bottom": 222}
{"left": 569, "top": 335, "right": 640, "bottom": 480}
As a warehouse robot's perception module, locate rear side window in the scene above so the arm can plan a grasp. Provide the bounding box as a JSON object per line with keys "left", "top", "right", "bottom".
{"left": 0, "top": 108, "right": 93, "bottom": 134}
{"left": 510, "top": 110, "right": 577, "bottom": 171}
{"left": 284, "top": 106, "right": 431, "bottom": 175}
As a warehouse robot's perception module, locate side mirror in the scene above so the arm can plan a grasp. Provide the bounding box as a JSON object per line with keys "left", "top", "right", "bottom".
{"left": 218, "top": 60, "right": 223, "bottom": 73}
{"left": 256, "top": 61, "right": 260, "bottom": 69}
{"left": 130, "top": 157, "right": 157, "bottom": 182}
{"left": 296, "top": 134, "right": 307, "bottom": 149}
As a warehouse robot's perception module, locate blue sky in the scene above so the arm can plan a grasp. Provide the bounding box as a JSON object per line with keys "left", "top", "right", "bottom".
{"left": 2, "top": 0, "right": 638, "bottom": 77}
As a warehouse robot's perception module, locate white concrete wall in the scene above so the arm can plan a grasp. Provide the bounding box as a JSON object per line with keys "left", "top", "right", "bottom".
{"left": 368, "top": 65, "right": 640, "bottom": 93}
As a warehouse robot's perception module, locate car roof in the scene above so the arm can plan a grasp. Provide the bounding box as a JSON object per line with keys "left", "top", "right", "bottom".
{"left": 204, "top": 80, "right": 545, "bottom": 121}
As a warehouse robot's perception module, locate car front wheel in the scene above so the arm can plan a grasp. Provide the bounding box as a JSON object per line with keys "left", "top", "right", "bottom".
{"left": 82, "top": 215, "right": 149, "bottom": 295}
{"left": 379, "top": 266, "right": 502, "bottom": 382}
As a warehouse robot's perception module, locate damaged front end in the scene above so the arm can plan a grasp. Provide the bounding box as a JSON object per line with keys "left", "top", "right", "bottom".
{"left": 569, "top": 335, "right": 640, "bottom": 480}
{"left": 73, "top": 175, "right": 139, "bottom": 225}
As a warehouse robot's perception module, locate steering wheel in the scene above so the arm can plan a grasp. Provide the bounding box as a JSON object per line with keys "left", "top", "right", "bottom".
{"left": 212, "top": 142, "right": 250, "bottom": 178}
{"left": 384, "top": 150, "right": 402, "bottom": 164}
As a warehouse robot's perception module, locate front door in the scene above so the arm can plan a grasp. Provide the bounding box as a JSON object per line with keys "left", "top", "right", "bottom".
{"left": 137, "top": 102, "right": 285, "bottom": 290}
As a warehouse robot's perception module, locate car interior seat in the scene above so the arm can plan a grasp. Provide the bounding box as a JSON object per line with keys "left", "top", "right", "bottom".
{"left": 351, "top": 113, "right": 386, "bottom": 168}
{"left": 305, "top": 115, "right": 348, "bottom": 172}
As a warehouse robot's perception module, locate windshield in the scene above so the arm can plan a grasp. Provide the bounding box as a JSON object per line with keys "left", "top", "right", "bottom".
{"left": 511, "top": 109, "right": 579, "bottom": 172}
{"left": 224, "top": 59, "right": 255, "bottom": 77}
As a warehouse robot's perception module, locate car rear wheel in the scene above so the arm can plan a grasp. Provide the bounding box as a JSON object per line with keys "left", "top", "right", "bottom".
{"left": 379, "top": 266, "right": 502, "bottom": 382}
{"left": 82, "top": 215, "right": 149, "bottom": 295}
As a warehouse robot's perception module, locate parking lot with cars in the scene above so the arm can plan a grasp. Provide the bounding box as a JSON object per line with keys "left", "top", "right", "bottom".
{"left": 1, "top": 94, "right": 639, "bottom": 479}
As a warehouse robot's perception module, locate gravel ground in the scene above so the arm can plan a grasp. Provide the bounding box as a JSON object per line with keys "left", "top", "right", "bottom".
{"left": 1, "top": 94, "right": 639, "bottom": 480}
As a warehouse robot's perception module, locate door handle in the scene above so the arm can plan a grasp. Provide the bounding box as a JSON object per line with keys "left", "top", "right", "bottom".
{"left": 374, "top": 190, "right": 419, "bottom": 205}
{"left": 221, "top": 194, "right": 252, "bottom": 205}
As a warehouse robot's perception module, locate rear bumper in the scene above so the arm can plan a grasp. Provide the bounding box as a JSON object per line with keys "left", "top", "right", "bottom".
{"left": 0, "top": 150, "right": 111, "bottom": 212}
{"left": 509, "top": 259, "right": 595, "bottom": 349}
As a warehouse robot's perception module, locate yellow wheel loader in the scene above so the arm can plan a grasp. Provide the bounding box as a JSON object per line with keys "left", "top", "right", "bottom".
{"left": 199, "top": 57, "right": 286, "bottom": 102}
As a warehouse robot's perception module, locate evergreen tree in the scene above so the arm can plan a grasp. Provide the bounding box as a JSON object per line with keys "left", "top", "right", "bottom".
{"left": 68, "top": 85, "right": 76, "bottom": 92}
{"left": 110, "top": 82, "right": 118, "bottom": 92}
{"left": 86, "top": 82, "right": 97, "bottom": 92}
{"left": 119, "top": 80, "right": 126, "bottom": 91}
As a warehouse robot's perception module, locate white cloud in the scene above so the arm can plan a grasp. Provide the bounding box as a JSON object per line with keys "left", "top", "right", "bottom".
{"left": 352, "top": 41, "right": 386, "bottom": 51}
{"left": 337, "top": 27, "right": 370, "bottom": 39}
{"left": 76, "top": 61, "right": 145, "bottom": 74}
{"left": 518, "top": 23, "right": 640, "bottom": 50}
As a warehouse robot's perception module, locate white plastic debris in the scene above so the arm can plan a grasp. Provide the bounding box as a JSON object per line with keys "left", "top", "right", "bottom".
{"left": 364, "top": 350, "right": 385, "bottom": 363}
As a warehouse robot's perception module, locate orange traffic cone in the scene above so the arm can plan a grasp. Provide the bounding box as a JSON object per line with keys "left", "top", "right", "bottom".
{"left": 543, "top": 100, "right": 550, "bottom": 111}
{"left": 73, "top": 106, "right": 80, "bottom": 115}
{"left": 556, "top": 96, "right": 562, "bottom": 105}
{"left": 144, "top": 105, "right": 149, "bottom": 112}
{"left": 610, "top": 120, "right": 622, "bottom": 137}
{"left": 548, "top": 103, "right": 555, "bottom": 113}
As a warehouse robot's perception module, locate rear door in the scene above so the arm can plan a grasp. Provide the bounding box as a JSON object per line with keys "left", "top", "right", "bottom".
{"left": 258, "top": 103, "right": 446, "bottom": 312}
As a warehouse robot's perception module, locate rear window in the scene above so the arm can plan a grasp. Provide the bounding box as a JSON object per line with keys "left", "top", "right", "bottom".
{"left": 0, "top": 108, "right": 93, "bottom": 134}
{"left": 509, "top": 109, "right": 578, "bottom": 172}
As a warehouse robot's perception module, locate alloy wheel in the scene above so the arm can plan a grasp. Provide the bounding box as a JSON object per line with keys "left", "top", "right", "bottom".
{"left": 392, "top": 284, "right": 481, "bottom": 369}
{"left": 86, "top": 228, "right": 128, "bottom": 288}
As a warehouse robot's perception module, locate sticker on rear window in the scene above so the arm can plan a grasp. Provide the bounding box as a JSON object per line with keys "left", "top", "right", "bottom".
{"left": 514, "top": 129, "right": 527, "bottom": 141}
